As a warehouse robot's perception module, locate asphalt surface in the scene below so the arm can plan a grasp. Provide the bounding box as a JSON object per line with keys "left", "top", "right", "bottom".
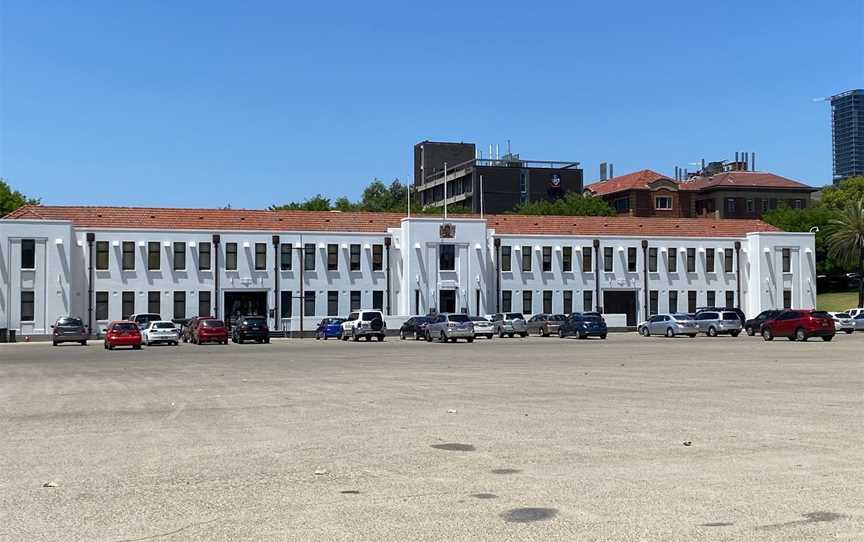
{"left": 1, "top": 333, "right": 862, "bottom": 541}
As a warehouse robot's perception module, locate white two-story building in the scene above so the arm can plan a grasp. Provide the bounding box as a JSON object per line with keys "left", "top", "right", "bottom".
{"left": 0, "top": 205, "right": 816, "bottom": 337}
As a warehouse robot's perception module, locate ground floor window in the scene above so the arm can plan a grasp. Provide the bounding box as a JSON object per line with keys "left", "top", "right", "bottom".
{"left": 706, "top": 291, "right": 715, "bottom": 307}
{"left": 372, "top": 290, "right": 384, "bottom": 311}
{"left": 687, "top": 291, "right": 697, "bottom": 313}
{"left": 199, "top": 291, "right": 211, "bottom": 317}
{"left": 280, "top": 291, "right": 292, "bottom": 318}
{"left": 95, "top": 291, "right": 109, "bottom": 320}
{"left": 414, "top": 289, "right": 420, "bottom": 314}
{"left": 563, "top": 290, "right": 573, "bottom": 314}
{"left": 122, "top": 291, "right": 135, "bottom": 320}
{"left": 350, "top": 291, "right": 361, "bottom": 312}
{"left": 783, "top": 289, "right": 792, "bottom": 309}
{"left": 173, "top": 291, "right": 186, "bottom": 319}
{"left": 583, "top": 290, "right": 593, "bottom": 312}
{"left": 725, "top": 290, "right": 735, "bottom": 308}
{"left": 327, "top": 291, "right": 339, "bottom": 316}
{"left": 668, "top": 291, "right": 678, "bottom": 314}
{"left": 543, "top": 290, "right": 552, "bottom": 314}
{"left": 522, "top": 290, "right": 533, "bottom": 314}
{"left": 148, "top": 291, "right": 160, "bottom": 314}
{"left": 304, "top": 291, "right": 316, "bottom": 317}
{"left": 502, "top": 290, "right": 512, "bottom": 312}
{"left": 20, "top": 290, "right": 34, "bottom": 321}
{"left": 649, "top": 290, "right": 658, "bottom": 315}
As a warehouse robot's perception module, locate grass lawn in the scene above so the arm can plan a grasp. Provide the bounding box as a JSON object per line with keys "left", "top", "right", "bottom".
{"left": 817, "top": 289, "right": 862, "bottom": 311}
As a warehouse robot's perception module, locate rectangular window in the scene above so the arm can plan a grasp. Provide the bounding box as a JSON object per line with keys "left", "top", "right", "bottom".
{"left": 350, "top": 290, "right": 361, "bottom": 311}
{"left": 522, "top": 290, "right": 533, "bottom": 314}
{"left": 173, "top": 291, "right": 186, "bottom": 319}
{"left": 668, "top": 247, "right": 677, "bottom": 272}
{"left": 21, "top": 239, "right": 35, "bottom": 269}
{"left": 350, "top": 244, "right": 361, "bottom": 271}
{"left": 96, "top": 241, "right": 109, "bottom": 270}
{"left": 782, "top": 248, "right": 791, "bottom": 273}
{"left": 724, "top": 248, "right": 734, "bottom": 273}
{"left": 95, "top": 291, "right": 109, "bottom": 320}
{"left": 627, "top": 247, "right": 637, "bottom": 272}
{"left": 327, "top": 244, "right": 338, "bottom": 271}
{"left": 542, "top": 247, "right": 552, "bottom": 272}
{"left": 582, "top": 247, "right": 592, "bottom": 272}
{"left": 372, "top": 244, "right": 384, "bottom": 271}
{"left": 199, "top": 242, "right": 212, "bottom": 270}
{"left": 174, "top": 242, "right": 186, "bottom": 271}
{"left": 501, "top": 246, "right": 512, "bottom": 272}
{"left": 327, "top": 291, "right": 339, "bottom": 316}
{"left": 726, "top": 198, "right": 736, "bottom": 213}
{"left": 583, "top": 290, "right": 593, "bottom": 312}
{"left": 20, "top": 290, "right": 34, "bottom": 321}
{"left": 280, "top": 243, "right": 291, "bottom": 270}
{"left": 761, "top": 200, "right": 769, "bottom": 213}
{"left": 649, "top": 290, "right": 658, "bottom": 316}
{"left": 686, "top": 248, "right": 696, "bottom": 273}
{"left": 655, "top": 196, "right": 672, "bottom": 210}
{"left": 706, "top": 248, "right": 715, "bottom": 273}
{"left": 147, "top": 242, "right": 161, "bottom": 271}
{"left": 612, "top": 197, "right": 629, "bottom": 212}
{"left": 648, "top": 248, "right": 658, "bottom": 272}
{"left": 543, "top": 290, "right": 553, "bottom": 313}
{"left": 746, "top": 199, "right": 754, "bottom": 213}
{"left": 563, "top": 290, "right": 573, "bottom": 314}
{"left": 372, "top": 290, "right": 384, "bottom": 311}
{"left": 304, "top": 291, "right": 316, "bottom": 316}
{"left": 725, "top": 290, "right": 735, "bottom": 308}
{"left": 122, "top": 291, "right": 135, "bottom": 320}
{"left": 603, "top": 247, "right": 613, "bottom": 272}
{"left": 226, "top": 243, "right": 238, "bottom": 271}
{"left": 439, "top": 244, "right": 455, "bottom": 271}
{"left": 280, "top": 291, "right": 292, "bottom": 318}
{"left": 562, "top": 246, "right": 572, "bottom": 272}
{"left": 793, "top": 199, "right": 803, "bottom": 210}
{"left": 783, "top": 289, "right": 792, "bottom": 309}
{"left": 255, "top": 243, "right": 267, "bottom": 271}
{"left": 304, "top": 244, "right": 316, "bottom": 271}
{"left": 148, "top": 291, "right": 161, "bottom": 314}
{"left": 706, "top": 290, "right": 716, "bottom": 307}
{"left": 122, "top": 241, "right": 135, "bottom": 271}
{"left": 668, "top": 291, "right": 678, "bottom": 314}
{"left": 502, "top": 290, "right": 512, "bottom": 312}
{"left": 198, "top": 291, "right": 211, "bottom": 317}
{"left": 687, "top": 290, "right": 697, "bottom": 313}
{"left": 522, "top": 246, "right": 532, "bottom": 271}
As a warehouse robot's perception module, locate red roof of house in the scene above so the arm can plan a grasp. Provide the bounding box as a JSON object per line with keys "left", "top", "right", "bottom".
{"left": 3, "top": 205, "right": 780, "bottom": 238}
{"left": 584, "top": 169, "right": 676, "bottom": 196}
{"left": 680, "top": 171, "right": 816, "bottom": 192}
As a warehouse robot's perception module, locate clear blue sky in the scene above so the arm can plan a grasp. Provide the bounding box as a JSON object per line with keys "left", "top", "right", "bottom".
{"left": 1, "top": 1, "right": 862, "bottom": 208}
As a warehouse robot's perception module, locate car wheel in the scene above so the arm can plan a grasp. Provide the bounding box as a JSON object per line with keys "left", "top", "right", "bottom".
{"left": 578, "top": 331, "right": 587, "bottom": 339}
{"left": 400, "top": 331, "right": 405, "bottom": 340}
{"left": 426, "top": 331, "right": 432, "bottom": 342}
{"left": 352, "top": 330, "right": 360, "bottom": 342}
{"left": 640, "top": 327, "right": 649, "bottom": 337}
{"left": 376, "top": 334, "right": 384, "bottom": 342}
{"left": 707, "top": 326, "right": 718, "bottom": 337}
{"left": 365, "top": 335, "right": 372, "bottom": 341}
{"left": 730, "top": 331, "right": 740, "bottom": 337}
{"left": 558, "top": 329, "right": 566, "bottom": 338}
{"left": 795, "top": 327, "right": 807, "bottom": 342}
{"left": 822, "top": 335, "right": 834, "bottom": 342}
{"left": 81, "top": 341, "right": 87, "bottom": 346}
{"left": 600, "top": 334, "right": 607, "bottom": 340}
{"left": 519, "top": 332, "right": 527, "bottom": 338}
{"left": 499, "top": 330, "right": 505, "bottom": 338}
{"left": 133, "top": 345, "right": 141, "bottom": 350}
{"left": 746, "top": 326, "right": 755, "bottom": 336}
{"left": 762, "top": 328, "right": 774, "bottom": 341}
{"left": 665, "top": 327, "right": 675, "bottom": 338}
{"left": 52, "top": 341, "right": 58, "bottom": 346}
{"left": 467, "top": 337, "right": 474, "bottom": 343}
{"left": 487, "top": 334, "right": 493, "bottom": 340}
{"left": 688, "top": 334, "right": 696, "bottom": 338}
{"left": 845, "top": 330, "right": 854, "bottom": 334}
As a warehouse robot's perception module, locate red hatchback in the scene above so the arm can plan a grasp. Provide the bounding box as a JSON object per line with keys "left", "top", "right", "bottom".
{"left": 103, "top": 321, "right": 143, "bottom": 350}
{"left": 192, "top": 319, "right": 229, "bottom": 345}
{"left": 760, "top": 310, "right": 836, "bottom": 342}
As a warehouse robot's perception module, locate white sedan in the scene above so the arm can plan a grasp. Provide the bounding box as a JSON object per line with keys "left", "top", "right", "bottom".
{"left": 142, "top": 321, "right": 180, "bottom": 346}
{"left": 827, "top": 312, "right": 856, "bottom": 334}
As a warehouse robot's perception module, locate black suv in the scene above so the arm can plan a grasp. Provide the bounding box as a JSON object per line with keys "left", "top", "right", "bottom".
{"left": 400, "top": 316, "right": 432, "bottom": 340}
{"left": 51, "top": 316, "right": 88, "bottom": 346}
{"left": 231, "top": 316, "right": 270, "bottom": 344}
{"left": 743, "top": 310, "right": 781, "bottom": 336}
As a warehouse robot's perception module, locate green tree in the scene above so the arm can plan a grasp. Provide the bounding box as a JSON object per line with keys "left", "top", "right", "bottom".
{"left": 819, "top": 176, "right": 864, "bottom": 211}
{"left": 513, "top": 192, "right": 615, "bottom": 216}
{"left": 269, "top": 194, "right": 332, "bottom": 211}
{"left": 0, "top": 178, "right": 40, "bottom": 216}
{"left": 761, "top": 203, "right": 841, "bottom": 274}
{"left": 825, "top": 198, "right": 864, "bottom": 306}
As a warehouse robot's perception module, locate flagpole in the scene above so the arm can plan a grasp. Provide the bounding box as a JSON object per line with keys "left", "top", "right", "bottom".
{"left": 479, "top": 174, "right": 484, "bottom": 218}
{"left": 407, "top": 174, "right": 411, "bottom": 218}
{"left": 443, "top": 162, "right": 448, "bottom": 221}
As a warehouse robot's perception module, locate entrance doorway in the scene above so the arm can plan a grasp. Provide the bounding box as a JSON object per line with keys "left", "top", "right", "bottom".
{"left": 439, "top": 290, "right": 456, "bottom": 313}
{"left": 603, "top": 290, "right": 638, "bottom": 326}
{"left": 224, "top": 291, "right": 268, "bottom": 328}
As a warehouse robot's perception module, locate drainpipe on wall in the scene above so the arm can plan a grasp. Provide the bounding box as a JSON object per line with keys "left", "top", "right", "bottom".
{"left": 494, "top": 238, "right": 501, "bottom": 312}
{"left": 593, "top": 239, "right": 601, "bottom": 312}
{"left": 298, "top": 238, "right": 304, "bottom": 338}
{"left": 735, "top": 241, "right": 742, "bottom": 309}
{"left": 384, "top": 237, "right": 392, "bottom": 316}
{"left": 641, "top": 240, "right": 649, "bottom": 320}
{"left": 86, "top": 232, "right": 95, "bottom": 337}
{"left": 212, "top": 234, "right": 220, "bottom": 318}
{"left": 272, "top": 235, "right": 280, "bottom": 332}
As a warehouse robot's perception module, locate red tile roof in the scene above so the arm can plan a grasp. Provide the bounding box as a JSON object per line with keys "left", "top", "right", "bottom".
{"left": 680, "top": 171, "right": 816, "bottom": 192}
{"left": 584, "top": 169, "right": 676, "bottom": 196}
{"left": 3, "top": 205, "right": 779, "bottom": 238}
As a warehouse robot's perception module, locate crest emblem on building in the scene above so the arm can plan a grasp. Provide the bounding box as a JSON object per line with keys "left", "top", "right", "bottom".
{"left": 439, "top": 223, "right": 456, "bottom": 238}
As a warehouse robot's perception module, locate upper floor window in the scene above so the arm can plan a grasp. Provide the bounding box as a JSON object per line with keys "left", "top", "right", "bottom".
{"left": 562, "top": 246, "right": 572, "bottom": 272}
{"left": 439, "top": 244, "right": 455, "bottom": 271}
{"left": 304, "top": 243, "right": 316, "bottom": 271}
{"left": 724, "top": 248, "right": 733, "bottom": 273}
{"left": 21, "top": 239, "right": 35, "bottom": 269}
{"left": 199, "top": 242, "right": 212, "bottom": 270}
{"left": 603, "top": 247, "right": 613, "bottom": 272}
{"left": 147, "top": 242, "right": 161, "bottom": 271}
{"left": 122, "top": 241, "right": 135, "bottom": 271}
{"left": 95, "top": 241, "right": 109, "bottom": 270}
{"left": 655, "top": 196, "right": 672, "bottom": 210}
{"left": 225, "top": 242, "right": 238, "bottom": 270}
{"left": 174, "top": 242, "right": 187, "bottom": 271}
{"left": 706, "top": 248, "right": 715, "bottom": 273}
{"left": 782, "top": 248, "right": 791, "bottom": 273}
{"left": 372, "top": 244, "right": 384, "bottom": 271}
{"left": 542, "top": 246, "right": 552, "bottom": 272}
{"left": 327, "top": 244, "right": 338, "bottom": 271}
{"left": 582, "top": 247, "right": 592, "bottom": 272}
{"left": 350, "top": 244, "right": 361, "bottom": 271}
{"left": 686, "top": 248, "right": 696, "bottom": 272}
{"left": 521, "top": 246, "right": 532, "bottom": 272}
{"left": 501, "top": 246, "right": 512, "bottom": 272}
{"left": 627, "top": 247, "right": 637, "bottom": 272}
{"left": 280, "top": 243, "right": 291, "bottom": 270}
{"left": 255, "top": 243, "right": 267, "bottom": 270}
{"left": 648, "top": 247, "right": 658, "bottom": 272}
{"left": 668, "top": 247, "right": 677, "bottom": 272}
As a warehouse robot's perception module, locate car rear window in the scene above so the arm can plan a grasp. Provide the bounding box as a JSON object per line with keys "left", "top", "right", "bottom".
{"left": 672, "top": 314, "right": 692, "bottom": 320}
{"left": 811, "top": 311, "right": 831, "bottom": 319}
{"left": 362, "top": 312, "right": 382, "bottom": 321}
{"left": 506, "top": 313, "right": 524, "bottom": 320}
{"left": 243, "top": 318, "right": 266, "bottom": 325}
{"left": 834, "top": 313, "right": 851, "bottom": 318}
{"left": 448, "top": 314, "right": 470, "bottom": 323}
{"left": 549, "top": 315, "right": 566, "bottom": 321}
{"left": 470, "top": 317, "right": 489, "bottom": 322}
{"left": 154, "top": 322, "right": 175, "bottom": 329}
{"left": 583, "top": 315, "right": 602, "bottom": 322}
{"left": 57, "top": 317, "right": 83, "bottom": 326}
{"left": 113, "top": 322, "right": 137, "bottom": 331}
{"left": 202, "top": 320, "right": 225, "bottom": 328}
{"left": 722, "top": 312, "right": 739, "bottom": 321}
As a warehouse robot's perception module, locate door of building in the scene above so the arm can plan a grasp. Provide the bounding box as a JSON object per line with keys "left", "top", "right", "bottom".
{"left": 439, "top": 290, "right": 456, "bottom": 313}
{"left": 603, "top": 290, "right": 638, "bottom": 326}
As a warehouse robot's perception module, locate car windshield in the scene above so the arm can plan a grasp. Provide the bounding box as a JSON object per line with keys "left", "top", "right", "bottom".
{"left": 113, "top": 323, "right": 137, "bottom": 331}
{"left": 202, "top": 320, "right": 224, "bottom": 328}
{"left": 448, "top": 314, "right": 470, "bottom": 323}
{"left": 722, "top": 312, "right": 739, "bottom": 321}
{"left": 835, "top": 313, "right": 851, "bottom": 318}
{"left": 506, "top": 313, "right": 524, "bottom": 320}
{"left": 57, "top": 317, "right": 83, "bottom": 326}
{"left": 323, "top": 318, "right": 344, "bottom": 325}
{"left": 415, "top": 317, "right": 430, "bottom": 323}
{"left": 154, "top": 322, "right": 175, "bottom": 329}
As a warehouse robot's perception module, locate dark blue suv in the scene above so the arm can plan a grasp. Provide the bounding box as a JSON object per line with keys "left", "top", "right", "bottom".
{"left": 558, "top": 312, "right": 608, "bottom": 339}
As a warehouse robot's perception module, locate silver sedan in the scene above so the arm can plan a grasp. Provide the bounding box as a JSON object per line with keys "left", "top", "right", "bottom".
{"left": 637, "top": 314, "right": 698, "bottom": 338}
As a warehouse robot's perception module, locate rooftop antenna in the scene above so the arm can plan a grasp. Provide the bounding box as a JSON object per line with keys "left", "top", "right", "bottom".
{"left": 507, "top": 139, "right": 511, "bottom": 156}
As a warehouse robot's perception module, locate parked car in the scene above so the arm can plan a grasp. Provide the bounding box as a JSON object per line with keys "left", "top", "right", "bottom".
{"left": 487, "top": 313, "right": 528, "bottom": 338}
{"left": 469, "top": 316, "right": 495, "bottom": 339}
{"left": 103, "top": 321, "right": 142, "bottom": 350}
{"left": 182, "top": 316, "right": 214, "bottom": 342}
{"left": 760, "top": 310, "right": 835, "bottom": 342}
{"left": 695, "top": 307, "right": 746, "bottom": 326}
{"left": 847, "top": 307, "right": 864, "bottom": 319}
{"left": 526, "top": 314, "right": 567, "bottom": 337}
{"left": 425, "top": 313, "right": 475, "bottom": 342}
{"left": 51, "top": 316, "right": 88, "bottom": 346}
{"left": 232, "top": 316, "right": 270, "bottom": 343}
{"left": 637, "top": 313, "right": 698, "bottom": 338}
{"left": 129, "top": 313, "right": 162, "bottom": 330}
{"left": 853, "top": 312, "right": 864, "bottom": 331}
{"left": 315, "top": 318, "right": 345, "bottom": 340}
{"left": 399, "top": 316, "right": 431, "bottom": 340}
{"left": 694, "top": 311, "right": 742, "bottom": 337}
{"left": 192, "top": 318, "right": 229, "bottom": 344}
{"left": 827, "top": 312, "right": 856, "bottom": 334}
{"left": 744, "top": 310, "right": 781, "bottom": 336}
{"left": 142, "top": 321, "right": 180, "bottom": 346}
{"left": 558, "top": 312, "right": 608, "bottom": 339}
{"left": 342, "top": 310, "right": 386, "bottom": 342}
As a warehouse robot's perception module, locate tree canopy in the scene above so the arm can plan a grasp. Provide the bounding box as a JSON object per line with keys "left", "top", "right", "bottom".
{"left": 0, "top": 178, "right": 40, "bottom": 216}
{"left": 513, "top": 191, "right": 615, "bottom": 216}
